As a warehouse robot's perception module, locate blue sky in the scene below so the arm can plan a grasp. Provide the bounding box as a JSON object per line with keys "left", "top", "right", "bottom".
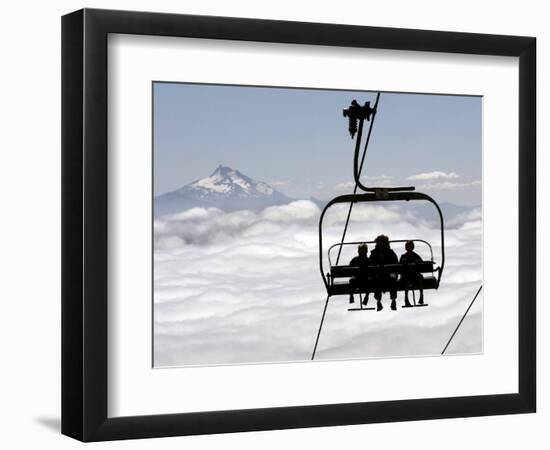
{"left": 153, "top": 83, "right": 481, "bottom": 205}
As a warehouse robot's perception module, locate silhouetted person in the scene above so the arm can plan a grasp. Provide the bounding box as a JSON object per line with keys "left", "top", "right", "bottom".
{"left": 370, "top": 235, "right": 398, "bottom": 311}
{"left": 399, "top": 241, "right": 424, "bottom": 306}
{"left": 348, "top": 243, "right": 370, "bottom": 305}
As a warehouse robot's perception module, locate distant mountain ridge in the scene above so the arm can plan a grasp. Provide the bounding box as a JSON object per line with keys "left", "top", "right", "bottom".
{"left": 155, "top": 165, "right": 479, "bottom": 228}
{"left": 155, "top": 165, "right": 292, "bottom": 216}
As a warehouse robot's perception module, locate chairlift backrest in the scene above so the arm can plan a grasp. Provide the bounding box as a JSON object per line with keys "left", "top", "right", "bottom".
{"left": 328, "top": 239, "right": 435, "bottom": 269}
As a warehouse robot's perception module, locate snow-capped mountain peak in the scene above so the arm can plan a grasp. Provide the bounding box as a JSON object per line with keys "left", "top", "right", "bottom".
{"left": 154, "top": 165, "right": 290, "bottom": 216}
{"left": 188, "top": 165, "right": 274, "bottom": 197}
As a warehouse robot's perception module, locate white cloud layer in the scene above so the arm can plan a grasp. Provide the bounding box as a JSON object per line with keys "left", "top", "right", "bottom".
{"left": 418, "top": 180, "right": 482, "bottom": 190}
{"left": 154, "top": 200, "right": 483, "bottom": 367}
{"left": 408, "top": 171, "right": 461, "bottom": 181}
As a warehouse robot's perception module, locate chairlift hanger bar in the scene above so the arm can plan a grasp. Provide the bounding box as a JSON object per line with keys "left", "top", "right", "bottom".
{"left": 344, "top": 96, "right": 416, "bottom": 193}
{"left": 334, "top": 93, "right": 386, "bottom": 266}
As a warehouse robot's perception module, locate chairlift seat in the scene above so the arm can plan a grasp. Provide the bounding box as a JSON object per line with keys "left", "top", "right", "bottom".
{"left": 328, "top": 262, "right": 439, "bottom": 296}
{"left": 330, "top": 262, "right": 435, "bottom": 278}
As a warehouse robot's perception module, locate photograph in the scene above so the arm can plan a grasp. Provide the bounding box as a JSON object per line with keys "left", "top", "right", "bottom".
{"left": 152, "top": 82, "right": 483, "bottom": 367}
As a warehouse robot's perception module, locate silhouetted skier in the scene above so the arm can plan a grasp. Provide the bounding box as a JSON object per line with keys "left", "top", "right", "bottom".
{"left": 348, "top": 243, "right": 370, "bottom": 305}
{"left": 399, "top": 240, "right": 425, "bottom": 307}
{"left": 370, "top": 235, "right": 398, "bottom": 311}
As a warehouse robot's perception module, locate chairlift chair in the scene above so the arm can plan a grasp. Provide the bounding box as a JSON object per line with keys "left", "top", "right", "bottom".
{"left": 318, "top": 188, "right": 445, "bottom": 306}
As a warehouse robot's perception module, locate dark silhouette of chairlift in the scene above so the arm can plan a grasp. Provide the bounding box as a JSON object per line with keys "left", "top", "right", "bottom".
{"left": 318, "top": 99, "right": 446, "bottom": 310}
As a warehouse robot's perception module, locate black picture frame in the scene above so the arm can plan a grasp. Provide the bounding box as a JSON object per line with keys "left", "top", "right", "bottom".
{"left": 61, "top": 8, "right": 536, "bottom": 442}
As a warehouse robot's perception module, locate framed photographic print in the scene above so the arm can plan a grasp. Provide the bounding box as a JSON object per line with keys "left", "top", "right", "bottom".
{"left": 61, "top": 8, "right": 536, "bottom": 442}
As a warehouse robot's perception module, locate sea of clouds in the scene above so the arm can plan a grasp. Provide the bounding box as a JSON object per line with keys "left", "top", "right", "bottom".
{"left": 153, "top": 200, "right": 483, "bottom": 367}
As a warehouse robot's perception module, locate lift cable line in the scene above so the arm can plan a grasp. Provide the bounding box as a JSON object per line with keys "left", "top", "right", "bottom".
{"left": 310, "top": 295, "right": 331, "bottom": 361}
{"left": 311, "top": 93, "right": 381, "bottom": 361}
{"left": 441, "top": 285, "right": 483, "bottom": 355}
